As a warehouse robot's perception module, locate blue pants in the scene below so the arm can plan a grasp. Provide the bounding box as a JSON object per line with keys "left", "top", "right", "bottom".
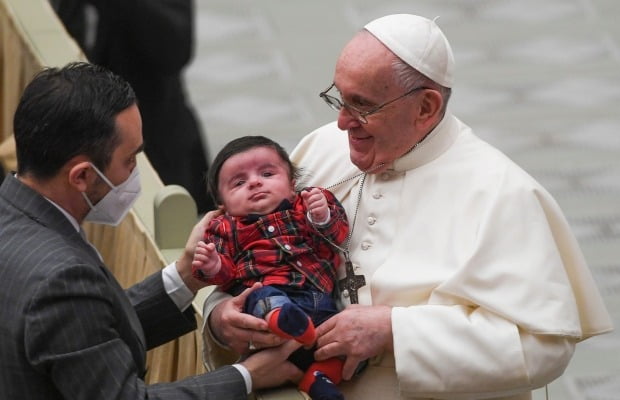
{"left": 244, "top": 284, "right": 340, "bottom": 371}
{"left": 245, "top": 284, "right": 339, "bottom": 327}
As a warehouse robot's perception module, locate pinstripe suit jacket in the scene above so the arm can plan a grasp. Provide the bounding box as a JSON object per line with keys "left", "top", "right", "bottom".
{"left": 0, "top": 175, "right": 246, "bottom": 399}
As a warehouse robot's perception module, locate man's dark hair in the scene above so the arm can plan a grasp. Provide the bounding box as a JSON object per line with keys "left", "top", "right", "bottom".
{"left": 207, "top": 135, "right": 300, "bottom": 206}
{"left": 13, "top": 61, "right": 136, "bottom": 179}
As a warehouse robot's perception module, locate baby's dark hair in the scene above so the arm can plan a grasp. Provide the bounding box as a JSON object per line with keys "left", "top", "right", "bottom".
{"left": 207, "top": 135, "right": 301, "bottom": 205}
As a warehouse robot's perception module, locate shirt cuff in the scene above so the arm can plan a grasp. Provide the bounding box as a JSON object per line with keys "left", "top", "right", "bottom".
{"left": 232, "top": 363, "right": 252, "bottom": 394}
{"left": 162, "top": 262, "right": 194, "bottom": 311}
{"left": 307, "top": 208, "right": 331, "bottom": 225}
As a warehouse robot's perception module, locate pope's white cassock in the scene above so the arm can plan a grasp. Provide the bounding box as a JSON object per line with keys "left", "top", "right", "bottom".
{"left": 287, "top": 111, "right": 612, "bottom": 400}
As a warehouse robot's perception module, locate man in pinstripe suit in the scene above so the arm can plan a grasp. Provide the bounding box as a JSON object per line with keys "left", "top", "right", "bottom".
{"left": 0, "top": 62, "right": 301, "bottom": 399}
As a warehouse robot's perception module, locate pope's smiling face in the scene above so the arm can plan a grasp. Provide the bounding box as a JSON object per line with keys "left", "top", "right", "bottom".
{"left": 333, "top": 32, "right": 426, "bottom": 172}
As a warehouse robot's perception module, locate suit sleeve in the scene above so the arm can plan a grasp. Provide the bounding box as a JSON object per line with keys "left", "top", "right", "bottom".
{"left": 24, "top": 262, "right": 247, "bottom": 400}
{"left": 126, "top": 270, "right": 197, "bottom": 349}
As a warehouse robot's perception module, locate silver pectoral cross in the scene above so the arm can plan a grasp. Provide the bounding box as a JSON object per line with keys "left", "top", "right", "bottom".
{"left": 339, "top": 259, "right": 366, "bottom": 304}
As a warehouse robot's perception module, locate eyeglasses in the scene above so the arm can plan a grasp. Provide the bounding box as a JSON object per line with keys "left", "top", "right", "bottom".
{"left": 319, "top": 83, "right": 429, "bottom": 124}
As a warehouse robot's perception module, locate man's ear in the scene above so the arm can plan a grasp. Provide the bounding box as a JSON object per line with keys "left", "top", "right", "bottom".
{"left": 67, "top": 159, "right": 93, "bottom": 192}
{"left": 418, "top": 89, "right": 443, "bottom": 122}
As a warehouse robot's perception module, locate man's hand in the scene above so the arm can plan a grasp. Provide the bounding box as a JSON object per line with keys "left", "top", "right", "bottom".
{"left": 301, "top": 188, "right": 329, "bottom": 223}
{"left": 240, "top": 340, "right": 304, "bottom": 390}
{"left": 176, "top": 209, "right": 223, "bottom": 293}
{"left": 314, "top": 304, "right": 393, "bottom": 380}
{"left": 209, "top": 283, "right": 284, "bottom": 354}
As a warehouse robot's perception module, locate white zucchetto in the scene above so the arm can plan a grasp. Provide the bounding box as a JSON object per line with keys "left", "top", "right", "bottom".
{"left": 365, "top": 14, "right": 455, "bottom": 88}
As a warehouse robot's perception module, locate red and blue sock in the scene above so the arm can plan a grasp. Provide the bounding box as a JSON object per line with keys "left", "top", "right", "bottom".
{"left": 267, "top": 303, "right": 316, "bottom": 346}
{"left": 299, "top": 358, "right": 344, "bottom": 400}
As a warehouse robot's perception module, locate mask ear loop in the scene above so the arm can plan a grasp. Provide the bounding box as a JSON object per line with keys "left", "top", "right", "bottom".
{"left": 82, "top": 163, "right": 115, "bottom": 212}
{"left": 81, "top": 191, "right": 97, "bottom": 210}
{"left": 88, "top": 162, "right": 117, "bottom": 190}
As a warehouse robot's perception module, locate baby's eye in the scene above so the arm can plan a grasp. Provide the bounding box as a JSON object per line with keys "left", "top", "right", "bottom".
{"left": 262, "top": 171, "right": 274, "bottom": 177}
{"left": 233, "top": 179, "right": 245, "bottom": 187}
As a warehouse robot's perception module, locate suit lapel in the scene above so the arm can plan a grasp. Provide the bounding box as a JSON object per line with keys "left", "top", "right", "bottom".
{"left": 1, "top": 176, "right": 148, "bottom": 375}
{"left": 99, "top": 265, "right": 148, "bottom": 375}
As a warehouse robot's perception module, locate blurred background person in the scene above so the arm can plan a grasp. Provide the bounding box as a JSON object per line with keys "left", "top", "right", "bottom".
{"left": 50, "top": 0, "right": 214, "bottom": 214}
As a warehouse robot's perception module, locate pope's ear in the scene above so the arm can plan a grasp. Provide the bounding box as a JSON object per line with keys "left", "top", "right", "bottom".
{"left": 412, "top": 89, "right": 443, "bottom": 132}
{"left": 67, "top": 160, "right": 93, "bottom": 192}
{"left": 418, "top": 89, "right": 443, "bottom": 121}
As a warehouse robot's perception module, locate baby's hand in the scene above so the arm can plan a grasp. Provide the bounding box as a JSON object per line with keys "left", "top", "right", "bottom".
{"left": 192, "top": 241, "right": 222, "bottom": 279}
{"left": 301, "top": 188, "right": 329, "bottom": 223}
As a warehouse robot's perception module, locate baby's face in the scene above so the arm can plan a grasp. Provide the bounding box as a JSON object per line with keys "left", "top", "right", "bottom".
{"left": 217, "top": 146, "right": 295, "bottom": 217}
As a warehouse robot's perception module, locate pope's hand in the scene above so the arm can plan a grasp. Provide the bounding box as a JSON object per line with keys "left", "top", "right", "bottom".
{"left": 314, "top": 304, "right": 393, "bottom": 379}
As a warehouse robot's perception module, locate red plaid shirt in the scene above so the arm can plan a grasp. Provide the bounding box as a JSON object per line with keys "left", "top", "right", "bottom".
{"left": 203, "top": 188, "right": 348, "bottom": 293}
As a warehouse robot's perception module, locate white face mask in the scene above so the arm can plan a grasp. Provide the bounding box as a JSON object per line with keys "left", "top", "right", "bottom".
{"left": 82, "top": 163, "right": 141, "bottom": 226}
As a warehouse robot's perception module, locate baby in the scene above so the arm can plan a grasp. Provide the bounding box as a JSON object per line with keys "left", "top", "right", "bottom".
{"left": 193, "top": 135, "right": 348, "bottom": 400}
